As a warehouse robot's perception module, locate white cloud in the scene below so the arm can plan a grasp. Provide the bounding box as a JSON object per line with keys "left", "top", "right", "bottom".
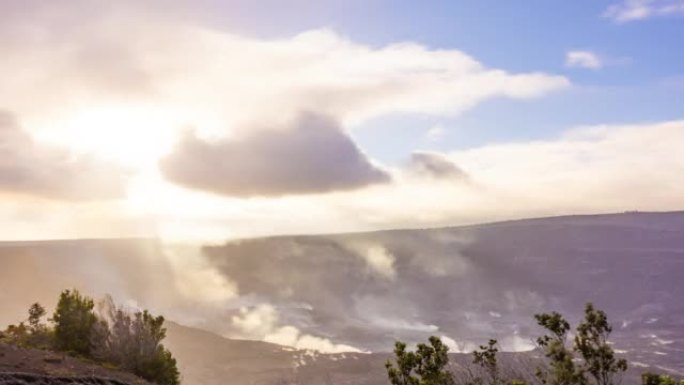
{"left": 565, "top": 51, "right": 603, "bottom": 70}
{"left": 231, "top": 304, "right": 280, "bottom": 337}
{"left": 0, "top": 110, "right": 128, "bottom": 200}
{"left": 272, "top": 120, "right": 684, "bottom": 236}
{"left": 444, "top": 120, "right": 684, "bottom": 214}
{"left": 0, "top": 1, "right": 569, "bottom": 150}
{"left": 370, "top": 318, "right": 439, "bottom": 333}
{"left": 65, "top": 120, "right": 684, "bottom": 242}
{"left": 348, "top": 243, "right": 397, "bottom": 279}
{"left": 442, "top": 334, "right": 534, "bottom": 354}
{"left": 0, "top": 0, "right": 572, "bottom": 240}
{"left": 265, "top": 326, "right": 362, "bottom": 354}
{"left": 163, "top": 244, "right": 238, "bottom": 303}
{"left": 440, "top": 335, "right": 478, "bottom": 353}
{"left": 363, "top": 246, "right": 397, "bottom": 279}
{"left": 604, "top": 0, "right": 684, "bottom": 22}
{"left": 99, "top": 119, "right": 684, "bottom": 242}
{"left": 426, "top": 124, "right": 447, "bottom": 142}
{"left": 231, "top": 304, "right": 362, "bottom": 353}
{"left": 2, "top": 1, "right": 681, "bottom": 244}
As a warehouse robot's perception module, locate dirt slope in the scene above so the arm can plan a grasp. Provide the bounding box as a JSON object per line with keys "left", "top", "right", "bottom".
{"left": 0, "top": 343, "right": 151, "bottom": 385}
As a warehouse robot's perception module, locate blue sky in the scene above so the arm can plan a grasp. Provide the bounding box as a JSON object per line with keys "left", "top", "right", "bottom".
{"left": 206, "top": 0, "right": 684, "bottom": 163}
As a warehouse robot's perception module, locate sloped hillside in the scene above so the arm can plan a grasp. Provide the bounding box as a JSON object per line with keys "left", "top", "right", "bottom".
{"left": 0, "top": 343, "right": 151, "bottom": 385}
{"left": 163, "top": 321, "right": 661, "bottom": 385}
{"left": 1, "top": 212, "right": 683, "bottom": 384}
{"left": 0, "top": 373, "right": 133, "bottom": 385}
{"left": 163, "top": 320, "right": 541, "bottom": 385}
{"left": 203, "top": 211, "right": 684, "bottom": 371}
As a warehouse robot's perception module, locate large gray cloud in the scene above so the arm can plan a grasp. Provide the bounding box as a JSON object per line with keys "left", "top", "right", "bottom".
{"left": 0, "top": 111, "right": 126, "bottom": 200}
{"left": 160, "top": 114, "right": 390, "bottom": 197}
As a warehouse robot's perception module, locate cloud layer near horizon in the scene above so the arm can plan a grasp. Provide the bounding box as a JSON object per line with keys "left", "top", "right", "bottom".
{"left": 138, "top": 119, "right": 684, "bottom": 241}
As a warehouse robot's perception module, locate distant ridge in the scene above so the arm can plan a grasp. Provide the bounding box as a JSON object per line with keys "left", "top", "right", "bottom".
{"left": 213, "top": 210, "right": 684, "bottom": 243}
{"left": 1, "top": 211, "right": 682, "bottom": 245}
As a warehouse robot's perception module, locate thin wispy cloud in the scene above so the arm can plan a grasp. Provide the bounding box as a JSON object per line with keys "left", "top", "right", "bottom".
{"left": 407, "top": 152, "right": 469, "bottom": 181}
{"left": 604, "top": 0, "right": 684, "bottom": 22}
{"left": 565, "top": 50, "right": 604, "bottom": 70}
{"left": 425, "top": 124, "right": 448, "bottom": 142}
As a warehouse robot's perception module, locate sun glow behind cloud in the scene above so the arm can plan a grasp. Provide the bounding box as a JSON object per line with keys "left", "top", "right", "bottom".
{"left": 0, "top": 0, "right": 574, "bottom": 241}
{"left": 0, "top": 1, "right": 682, "bottom": 244}
{"left": 36, "top": 104, "right": 181, "bottom": 167}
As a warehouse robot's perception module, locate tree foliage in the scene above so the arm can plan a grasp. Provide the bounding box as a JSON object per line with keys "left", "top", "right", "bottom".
{"left": 642, "top": 373, "right": 684, "bottom": 385}
{"left": 574, "top": 304, "right": 628, "bottom": 385}
{"left": 473, "top": 339, "right": 501, "bottom": 385}
{"left": 387, "top": 303, "right": 629, "bottom": 385}
{"left": 52, "top": 289, "right": 97, "bottom": 356}
{"left": 0, "top": 302, "right": 51, "bottom": 348}
{"left": 534, "top": 303, "right": 628, "bottom": 385}
{"left": 1, "top": 322, "right": 29, "bottom": 346}
{"left": 386, "top": 336, "right": 455, "bottom": 385}
{"left": 91, "top": 295, "right": 180, "bottom": 385}
{"left": 28, "top": 303, "right": 46, "bottom": 331}
{"left": 1, "top": 290, "right": 180, "bottom": 385}
{"left": 534, "top": 311, "right": 584, "bottom": 385}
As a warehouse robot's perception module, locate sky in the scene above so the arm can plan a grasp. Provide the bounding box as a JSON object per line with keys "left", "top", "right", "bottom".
{"left": 1, "top": 0, "right": 683, "bottom": 241}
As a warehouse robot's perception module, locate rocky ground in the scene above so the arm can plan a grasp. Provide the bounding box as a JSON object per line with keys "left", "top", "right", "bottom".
{"left": 0, "top": 343, "right": 151, "bottom": 385}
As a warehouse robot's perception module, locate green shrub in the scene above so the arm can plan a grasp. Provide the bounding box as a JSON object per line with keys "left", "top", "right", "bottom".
{"left": 642, "top": 373, "right": 684, "bottom": 385}
{"left": 91, "top": 296, "right": 180, "bottom": 385}
{"left": 138, "top": 346, "right": 180, "bottom": 385}
{"left": 1, "top": 302, "right": 53, "bottom": 349}
{"left": 28, "top": 303, "right": 46, "bottom": 331}
{"left": 385, "top": 336, "right": 455, "bottom": 385}
{"left": 574, "top": 304, "right": 628, "bottom": 385}
{"left": 386, "top": 303, "right": 628, "bottom": 385}
{"left": 534, "top": 311, "right": 585, "bottom": 385}
{"left": 3, "top": 291, "right": 179, "bottom": 385}
{"left": 2, "top": 322, "right": 29, "bottom": 346}
{"left": 52, "top": 289, "right": 97, "bottom": 356}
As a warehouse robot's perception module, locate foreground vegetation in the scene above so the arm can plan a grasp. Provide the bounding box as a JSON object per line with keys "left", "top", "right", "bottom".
{"left": 3, "top": 294, "right": 680, "bottom": 385}
{"left": 386, "top": 303, "right": 681, "bottom": 385}
{"left": 0, "top": 290, "right": 180, "bottom": 385}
